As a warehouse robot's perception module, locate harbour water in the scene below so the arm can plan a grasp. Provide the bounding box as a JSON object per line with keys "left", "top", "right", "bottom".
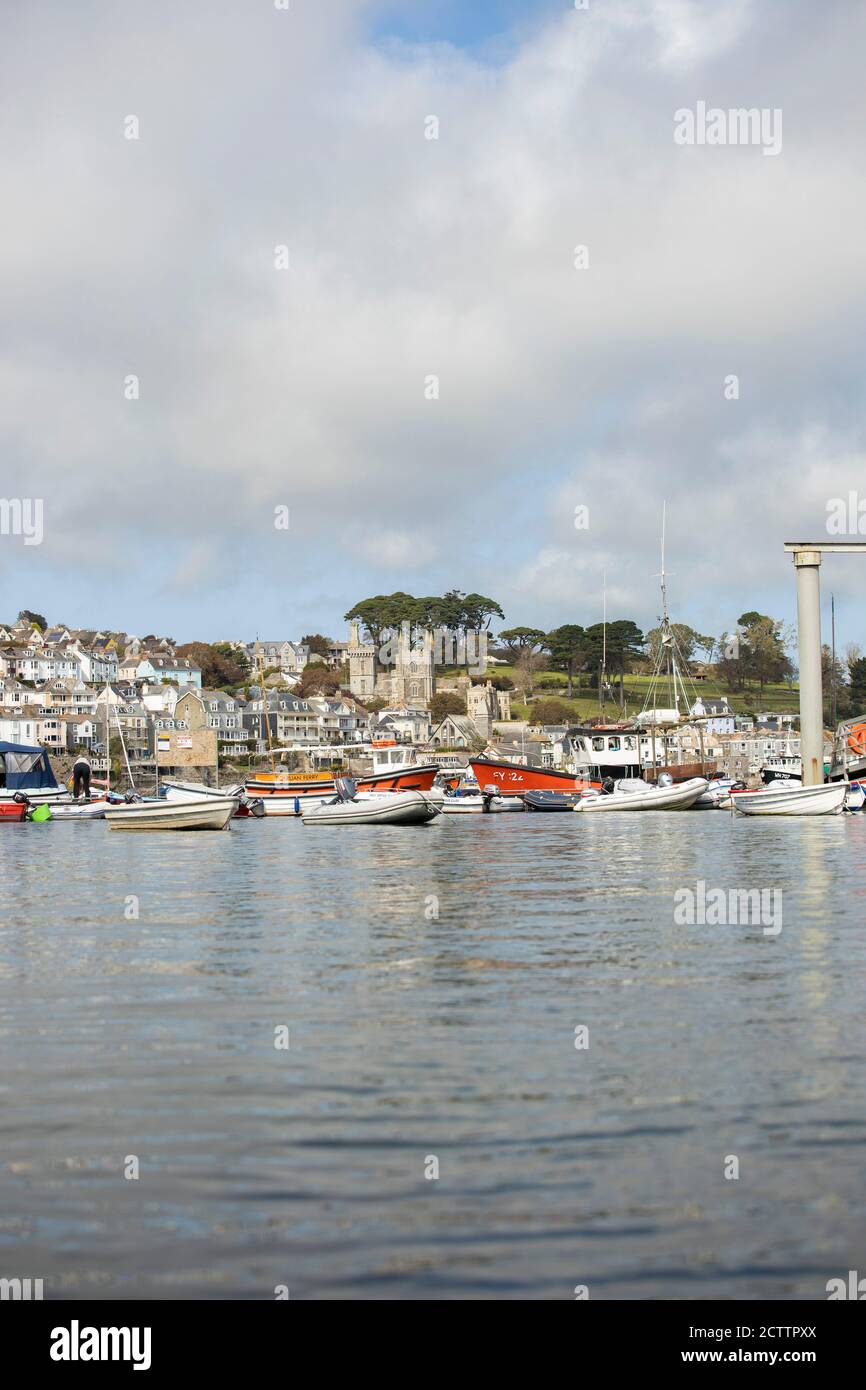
{"left": 2, "top": 813, "right": 865, "bottom": 1300}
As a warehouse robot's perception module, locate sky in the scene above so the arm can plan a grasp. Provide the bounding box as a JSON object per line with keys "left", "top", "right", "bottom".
{"left": 1, "top": 0, "right": 865, "bottom": 656}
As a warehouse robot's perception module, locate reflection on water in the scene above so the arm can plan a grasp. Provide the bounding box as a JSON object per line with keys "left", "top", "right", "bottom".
{"left": 1, "top": 813, "right": 865, "bottom": 1299}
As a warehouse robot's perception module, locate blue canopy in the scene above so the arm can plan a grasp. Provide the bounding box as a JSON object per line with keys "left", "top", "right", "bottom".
{"left": 0, "top": 742, "right": 60, "bottom": 791}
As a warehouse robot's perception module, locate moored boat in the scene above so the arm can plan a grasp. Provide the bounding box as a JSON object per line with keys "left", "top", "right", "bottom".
{"left": 105, "top": 796, "right": 239, "bottom": 831}
{"left": 522, "top": 789, "right": 585, "bottom": 812}
{"left": 732, "top": 781, "right": 847, "bottom": 817}
{"left": 576, "top": 776, "right": 708, "bottom": 812}
{"left": 302, "top": 780, "right": 441, "bottom": 826}
{"left": 468, "top": 756, "right": 598, "bottom": 797}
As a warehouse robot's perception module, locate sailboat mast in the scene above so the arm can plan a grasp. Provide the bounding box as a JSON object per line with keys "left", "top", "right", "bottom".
{"left": 257, "top": 638, "right": 275, "bottom": 774}
{"left": 600, "top": 570, "right": 607, "bottom": 717}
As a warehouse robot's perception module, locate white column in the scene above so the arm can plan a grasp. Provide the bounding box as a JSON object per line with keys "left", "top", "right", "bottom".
{"left": 794, "top": 549, "right": 823, "bottom": 785}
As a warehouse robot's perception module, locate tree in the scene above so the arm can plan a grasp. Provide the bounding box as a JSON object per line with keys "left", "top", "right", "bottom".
{"left": 546, "top": 624, "right": 587, "bottom": 697}
{"left": 645, "top": 623, "right": 713, "bottom": 668}
{"left": 176, "top": 642, "right": 248, "bottom": 689}
{"left": 430, "top": 691, "right": 467, "bottom": 722}
{"left": 497, "top": 627, "right": 548, "bottom": 659}
{"left": 298, "top": 662, "right": 342, "bottom": 697}
{"left": 583, "top": 620, "right": 645, "bottom": 701}
{"left": 301, "top": 634, "right": 330, "bottom": 657}
{"left": 736, "top": 613, "right": 793, "bottom": 692}
{"left": 528, "top": 698, "right": 574, "bottom": 725}
{"left": 18, "top": 609, "right": 47, "bottom": 631}
{"left": 849, "top": 656, "right": 866, "bottom": 710}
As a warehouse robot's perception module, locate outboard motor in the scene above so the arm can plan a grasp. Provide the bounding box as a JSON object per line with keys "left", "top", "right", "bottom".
{"left": 481, "top": 783, "right": 499, "bottom": 813}
{"left": 658, "top": 772, "right": 673, "bottom": 789}
{"left": 334, "top": 777, "right": 358, "bottom": 803}
{"left": 12, "top": 792, "right": 30, "bottom": 805}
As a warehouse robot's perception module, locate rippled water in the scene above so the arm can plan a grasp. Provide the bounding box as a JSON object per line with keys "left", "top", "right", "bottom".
{"left": 1, "top": 810, "right": 865, "bottom": 1300}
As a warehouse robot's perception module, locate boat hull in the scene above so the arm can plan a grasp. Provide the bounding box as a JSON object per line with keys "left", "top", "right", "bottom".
{"left": 732, "top": 782, "right": 847, "bottom": 816}
{"left": 468, "top": 758, "right": 598, "bottom": 796}
{"left": 577, "top": 777, "right": 708, "bottom": 811}
{"left": 247, "top": 764, "right": 439, "bottom": 799}
{"left": 302, "top": 790, "right": 441, "bottom": 826}
{"left": 106, "top": 797, "right": 238, "bottom": 830}
{"left": 0, "top": 802, "right": 28, "bottom": 822}
{"left": 522, "top": 790, "right": 585, "bottom": 812}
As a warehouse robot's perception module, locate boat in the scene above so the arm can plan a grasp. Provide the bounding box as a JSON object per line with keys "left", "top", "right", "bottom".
{"left": 0, "top": 797, "right": 29, "bottom": 823}
{"left": 522, "top": 789, "right": 584, "bottom": 812}
{"left": 42, "top": 800, "right": 108, "bottom": 820}
{"left": 468, "top": 756, "right": 598, "bottom": 797}
{"left": 443, "top": 784, "right": 524, "bottom": 813}
{"left": 247, "top": 748, "right": 439, "bottom": 801}
{"left": 732, "top": 781, "right": 847, "bottom": 817}
{"left": 845, "top": 781, "right": 866, "bottom": 811}
{"left": 693, "top": 777, "right": 740, "bottom": 809}
{"left": 0, "top": 741, "right": 68, "bottom": 803}
{"left": 302, "top": 779, "right": 441, "bottom": 826}
{"left": 575, "top": 775, "right": 708, "bottom": 812}
{"left": 160, "top": 781, "right": 265, "bottom": 817}
{"left": 105, "top": 795, "right": 239, "bottom": 831}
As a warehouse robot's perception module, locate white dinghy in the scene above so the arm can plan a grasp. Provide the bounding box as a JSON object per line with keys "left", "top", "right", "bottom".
{"left": 302, "top": 779, "right": 441, "bottom": 826}
{"left": 732, "top": 782, "right": 847, "bottom": 817}
{"left": 105, "top": 795, "right": 239, "bottom": 831}
{"left": 43, "top": 800, "right": 109, "bottom": 820}
{"left": 576, "top": 774, "right": 708, "bottom": 812}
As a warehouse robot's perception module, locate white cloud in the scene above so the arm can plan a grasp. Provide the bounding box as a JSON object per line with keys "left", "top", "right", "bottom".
{"left": 1, "top": 0, "right": 865, "bottom": 640}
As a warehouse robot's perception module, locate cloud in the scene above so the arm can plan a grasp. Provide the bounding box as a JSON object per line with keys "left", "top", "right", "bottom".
{"left": 1, "top": 0, "right": 865, "bottom": 643}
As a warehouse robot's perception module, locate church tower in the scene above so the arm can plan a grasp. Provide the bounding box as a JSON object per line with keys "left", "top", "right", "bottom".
{"left": 346, "top": 620, "right": 378, "bottom": 700}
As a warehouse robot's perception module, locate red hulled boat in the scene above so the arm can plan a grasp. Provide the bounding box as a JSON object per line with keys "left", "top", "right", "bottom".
{"left": 469, "top": 757, "right": 600, "bottom": 796}
{"left": 246, "top": 763, "right": 440, "bottom": 800}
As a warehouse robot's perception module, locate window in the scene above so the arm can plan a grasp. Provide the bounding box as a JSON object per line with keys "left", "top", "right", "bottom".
{"left": 592, "top": 737, "right": 605, "bottom": 752}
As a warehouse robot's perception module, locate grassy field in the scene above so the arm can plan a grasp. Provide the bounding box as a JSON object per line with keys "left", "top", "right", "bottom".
{"left": 458, "top": 666, "right": 800, "bottom": 722}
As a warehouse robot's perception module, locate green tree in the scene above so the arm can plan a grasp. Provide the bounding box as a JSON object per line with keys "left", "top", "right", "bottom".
{"left": 528, "top": 698, "right": 574, "bottom": 725}
{"left": 301, "top": 633, "right": 331, "bottom": 657}
{"left": 18, "top": 609, "right": 47, "bottom": 631}
{"left": 736, "top": 613, "right": 793, "bottom": 692}
{"left": 430, "top": 691, "right": 467, "bottom": 722}
{"left": 546, "top": 624, "right": 587, "bottom": 697}
{"left": 646, "top": 623, "right": 713, "bottom": 668}
{"left": 497, "top": 627, "right": 548, "bottom": 659}
{"left": 848, "top": 656, "right": 866, "bottom": 709}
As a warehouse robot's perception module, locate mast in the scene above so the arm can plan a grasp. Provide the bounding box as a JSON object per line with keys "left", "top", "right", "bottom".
{"left": 257, "top": 638, "right": 275, "bottom": 774}
{"left": 599, "top": 569, "right": 607, "bottom": 718}
{"left": 831, "top": 592, "right": 837, "bottom": 729}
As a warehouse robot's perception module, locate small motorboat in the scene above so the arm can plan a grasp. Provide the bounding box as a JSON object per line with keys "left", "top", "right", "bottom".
{"left": 522, "top": 790, "right": 584, "bottom": 812}
{"left": 443, "top": 784, "right": 524, "bottom": 814}
{"left": 732, "top": 781, "right": 847, "bottom": 817}
{"left": 576, "top": 774, "right": 708, "bottom": 812}
{"left": 0, "top": 794, "right": 30, "bottom": 823}
{"left": 844, "top": 780, "right": 866, "bottom": 812}
{"left": 302, "top": 779, "right": 441, "bottom": 826}
{"left": 105, "top": 795, "right": 239, "bottom": 831}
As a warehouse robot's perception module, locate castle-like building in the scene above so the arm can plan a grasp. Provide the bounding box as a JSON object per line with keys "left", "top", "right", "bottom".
{"left": 346, "top": 621, "right": 434, "bottom": 709}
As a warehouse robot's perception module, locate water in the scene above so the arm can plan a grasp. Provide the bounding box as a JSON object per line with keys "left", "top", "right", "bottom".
{"left": 1, "top": 811, "right": 865, "bottom": 1300}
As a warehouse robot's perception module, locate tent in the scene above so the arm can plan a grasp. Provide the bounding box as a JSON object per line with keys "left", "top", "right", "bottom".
{"left": 0, "top": 742, "right": 60, "bottom": 792}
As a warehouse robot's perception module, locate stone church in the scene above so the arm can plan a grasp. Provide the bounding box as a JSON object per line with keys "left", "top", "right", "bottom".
{"left": 346, "top": 621, "right": 435, "bottom": 709}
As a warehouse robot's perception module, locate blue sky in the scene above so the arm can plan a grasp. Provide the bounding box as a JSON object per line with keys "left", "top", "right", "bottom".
{"left": 2, "top": 0, "right": 865, "bottom": 660}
